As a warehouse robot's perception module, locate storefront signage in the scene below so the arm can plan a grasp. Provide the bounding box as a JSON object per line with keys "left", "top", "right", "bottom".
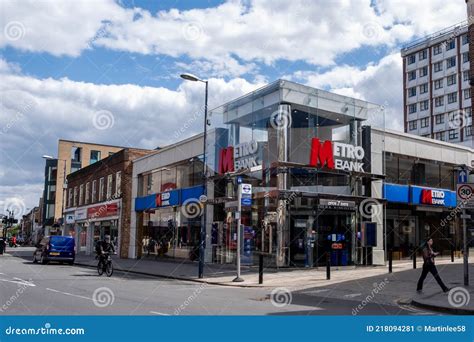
{"left": 309, "top": 138, "right": 365, "bottom": 172}
{"left": 75, "top": 208, "right": 87, "bottom": 221}
{"left": 65, "top": 214, "right": 75, "bottom": 224}
{"left": 420, "top": 189, "right": 445, "bottom": 205}
{"left": 319, "top": 199, "right": 356, "bottom": 210}
{"left": 87, "top": 203, "right": 119, "bottom": 219}
{"left": 218, "top": 140, "right": 261, "bottom": 174}
{"left": 155, "top": 190, "right": 179, "bottom": 207}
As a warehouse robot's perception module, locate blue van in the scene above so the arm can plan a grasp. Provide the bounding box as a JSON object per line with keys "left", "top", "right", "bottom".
{"left": 33, "top": 236, "right": 75, "bottom": 265}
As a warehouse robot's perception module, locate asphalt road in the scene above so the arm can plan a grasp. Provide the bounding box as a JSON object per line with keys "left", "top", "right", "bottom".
{"left": 0, "top": 248, "right": 438, "bottom": 316}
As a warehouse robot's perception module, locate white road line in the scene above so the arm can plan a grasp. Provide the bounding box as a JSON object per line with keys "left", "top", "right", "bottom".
{"left": 46, "top": 288, "right": 92, "bottom": 301}
{"left": 344, "top": 293, "right": 362, "bottom": 298}
{"left": 0, "top": 278, "right": 36, "bottom": 287}
{"left": 310, "top": 289, "right": 330, "bottom": 294}
{"left": 149, "top": 311, "right": 170, "bottom": 316}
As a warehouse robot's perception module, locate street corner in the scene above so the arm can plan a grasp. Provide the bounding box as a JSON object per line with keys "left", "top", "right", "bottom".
{"left": 411, "top": 286, "right": 474, "bottom": 315}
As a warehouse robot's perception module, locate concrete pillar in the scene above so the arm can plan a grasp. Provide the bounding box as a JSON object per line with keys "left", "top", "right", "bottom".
{"left": 371, "top": 179, "right": 385, "bottom": 265}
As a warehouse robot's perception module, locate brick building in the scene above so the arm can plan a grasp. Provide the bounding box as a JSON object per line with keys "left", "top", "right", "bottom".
{"left": 64, "top": 148, "right": 155, "bottom": 258}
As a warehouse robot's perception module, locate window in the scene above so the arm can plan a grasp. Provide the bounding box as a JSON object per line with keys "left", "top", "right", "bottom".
{"left": 68, "top": 188, "right": 73, "bottom": 207}
{"left": 463, "top": 34, "right": 469, "bottom": 45}
{"left": 466, "top": 126, "right": 473, "bottom": 137}
{"left": 435, "top": 114, "right": 445, "bottom": 124}
{"left": 447, "top": 92, "right": 457, "bottom": 104}
{"left": 466, "top": 107, "right": 472, "bottom": 117}
{"left": 99, "top": 177, "right": 104, "bottom": 202}
{"left": 465, "top": 89, "right": 471, "bottom": 99}
{"left": 79, "top": 184, "right": 84, "bottom": 206}
{"left": 420, "top": 117, "right": 429, "bottom": 128}
{"left": 419, "top": 50, "right": 427, "bottom": 60}
{"left": 407, "top": 54, "right": 416, "bottom": 64}
{"left": 464, "top": 71, "right": 470, "bottom": 82}
{"left": 408, "top": 104, "right": 417, "bottom": 114}
{"left": 73, "top": 186, "right": 78, "bottom": 206}
{"left": 433, "top": 44, "right": 442, "bottom": 55}
{"left": 115, "top": 171, "right": 122, "bottom": 197}
{"left": 446, "top": 39, "right": 455, "bottom": 50}
{"left": 408, "top": 87, "right": 416, "bottom": 97}
{"left": 90, "top": 150, "right": 101, "bottom": 164}
{"left": 419, "top": 66, "right": 428, "bottom": 77}
{"left": 106, "top": 174, "right": 113, "bottom": 199}
{"left": 85, "top": 182, "right": 90, "bottom": 204}
{"left": 92, "top": 180, "right": 97, "bottom": 203}
{"left": 71, "top": 147, "right": 82, "bottom": 173}
{"left": 435, "top": 131, "right": 446, "bottom": 141}
{"left": 435, "top": 96, "right": 444, "bottom": 107}
{"left": 446, "top": 56, "right": 456, "bottom": 69}
{"left": 409, "top": 120, "right": 417, "bottom": 130}
{"left": 449, "top": 129, "right": 459, "bottom": 140}
{"left": 408, "top": 70, "right": 416, "bottom": 81}
{"left": 463, "top": 52, "right": 470, "bottom": 63}
{"left": 434, "top": 61, "right": 443, "bottom": 72}
{"left": 419, "top": 83, "right": 428, "bottom": 94}
{"left": 434, "top": 79, "right": 443, "bottom": 89}
{"left": 447, "top": 74, "right": 456, "bottom": 86}
{"left": 420, "top": 100, "right": 429, "bottom": 111}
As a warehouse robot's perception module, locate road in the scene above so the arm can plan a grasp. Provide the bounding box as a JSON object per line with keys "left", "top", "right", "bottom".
{"left": 0, "top": 248, "right": 438, "bottom": 316}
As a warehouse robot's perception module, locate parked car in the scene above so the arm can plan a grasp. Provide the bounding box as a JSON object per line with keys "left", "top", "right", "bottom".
{"left": 33, "top": 236, "right": 75, "bottom": 265}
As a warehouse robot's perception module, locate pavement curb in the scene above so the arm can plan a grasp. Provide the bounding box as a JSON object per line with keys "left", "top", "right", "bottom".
{"left": 411, "top": 298, "right": 474, "bottom": 315}
{"left": 73, "top": 262, "right": 270, "bottom": 288}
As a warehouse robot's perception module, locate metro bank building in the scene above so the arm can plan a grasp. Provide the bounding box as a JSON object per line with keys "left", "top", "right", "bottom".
{"left": 130, "top": 80, "right": 472, "bottom": 268}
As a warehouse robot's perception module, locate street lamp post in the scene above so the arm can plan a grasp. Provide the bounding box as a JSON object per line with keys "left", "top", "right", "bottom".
{"left": 180, "top": 73, "right": 209, "bottom": 279}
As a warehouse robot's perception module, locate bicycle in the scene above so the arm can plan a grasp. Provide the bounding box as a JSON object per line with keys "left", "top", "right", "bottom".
{"left": 96, "top": 252, "right": 114, "bottom": 277}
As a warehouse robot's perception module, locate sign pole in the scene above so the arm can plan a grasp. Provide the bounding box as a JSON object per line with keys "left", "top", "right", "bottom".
{"left": 463, "top": 207, "right": 469, "bottom": 286}
{"left": 233, "top": 184, "right": 244, "bottom": 282}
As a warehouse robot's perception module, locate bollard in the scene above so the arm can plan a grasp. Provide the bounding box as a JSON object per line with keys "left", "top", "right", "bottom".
{"left": 388, "top": 249, "right": 393, "bottom": 273}
{"left": 451, "top": 246, "right": 454, "bottom": 263}
{"left": 326, "top": 252, "right": 331, "bottom": 280}
{"left": 412, "top": 249, "right": 416, "bottom": 269}
{"left": 258, "top": 253, "right": 264, "bottom": 284}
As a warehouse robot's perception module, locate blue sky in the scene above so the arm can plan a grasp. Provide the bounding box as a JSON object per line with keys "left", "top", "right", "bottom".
{"left": 0, "top": 0, "right": 468, "bottom": 215}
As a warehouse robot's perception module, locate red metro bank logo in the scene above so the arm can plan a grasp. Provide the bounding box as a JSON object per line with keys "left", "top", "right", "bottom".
{"left": 309, "top": 138, "right": 365, "bottom": 172}
{"left": 420, "top": 189, "right": 445, "bottom": 205}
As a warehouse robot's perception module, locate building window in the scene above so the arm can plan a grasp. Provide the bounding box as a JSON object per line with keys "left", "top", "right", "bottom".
{"left": 463, "top": 52, "right": 470, "bottom": 63}
{"left": 106, "top": 174, "right": 113, "bottom": 199}
{"left": 408, "top": 87, "right": 416, "bottom": 97}
{"left": 435, "top": 96, "right": 444, "bottom": 107}
{"left": 434, "top": 79, "right": 443, "bottom": 89}
{"left": 408, "top": 103, "right": 417, "bottom": 114}
{"left": 85, "top": 182, "right": 90, "bottom": 204}
{"left": 92, "top": 180, "right": 97, "bottom": 203}
{"left": 446, "top": 56, "right": 456, "bottom": 69}
{"left": 71, "top": 147, "right": 82, "bottom": 173}
{"left": 407, "top": 54, "right": 416, "bottom": 64}
{"left": 448, "top": 129, "right": 459, "bottom": 140}
{"left": 464, "top": 71, "right": 470, "bottom": 82}
{"left": 419, "top": 66, "right": 428, "bottom": 77}
{"left": 408, "top": 70, "right": 416, "bottom": 81}
{"left": 419, "top": 83, "right": 428, "bottom": 94}
{"left": 466, "top": 107, "right": 472, "bottom": 117}
{"left": 435, "top": 114, "right": 445, "bottom": 124}
{"left": 115, "top": 171, "right": 122, "bottom": 197}
{"left": 435, "top": 131, "right": 445, "bottom": 141}
{"left": 99, "top": 177, "right": 104, "bottom": 202}
{"left": 420, "top": 100, "right": 429, "bottom": 111}
{"left": 447, "top": 74, "right": 456, "bottom": 86}
{"left": 419, "top": 50, "right": 427, "bottom": 60}
{"left": 409, "top": 120, "right": 417, "bottom": 130}
{"left": 465, "top": 89, "right": 471, "bottom": 99}
{"left": 433, "top": 44, "right": 442, "bottom": 55}
{"left": 79, "top": 184, "right": 84, "bottom": 206}
{"left": 447, "top": 92, "right": 457, "bottom": 104}
{"left": 73, "top": 186, "right": 78, "bottom": 207}
{"left": 463, "top": 34, "right": 469, "bottom": 45}
{"left": 466, "top": 126, "right": 473, "bottom": 137}
{"left": 434, "top": 61, "right": 443, "bottom": 72}
{"left": 446, "top": 40, "right": 455, "bottom": 50}
{"left": 90, "top": 150, "right": 101, "bottom": 164}
{"left": 68, "top": 188, "right": 73, "bottom": 207}
{"left": 420, "top": 117, "right": 429, "bottom": 128}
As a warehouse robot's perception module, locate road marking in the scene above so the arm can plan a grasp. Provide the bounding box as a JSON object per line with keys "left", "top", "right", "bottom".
{"left": 0, "top": 278, "right": 35, "bottom": 287}
{"left": 310, "top": 289, "right": 330, "bottom": 294}
{"left": 344, "top": 293, "right": 362, "bottom": 298}
{"left": 46, "top": 288, "right": 92, "bottom": 301}
{"left": 149, "top": 311, "right": 170, "bottom": 316}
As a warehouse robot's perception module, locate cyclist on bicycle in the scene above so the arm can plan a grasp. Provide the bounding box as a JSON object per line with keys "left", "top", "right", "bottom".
{"left": 96, "top": 235, "right": 116, "bottom": 263}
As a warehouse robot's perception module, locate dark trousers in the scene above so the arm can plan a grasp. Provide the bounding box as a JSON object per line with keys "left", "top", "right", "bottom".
{"left": 416, "top": 263, "right": 448, "bottom": 291}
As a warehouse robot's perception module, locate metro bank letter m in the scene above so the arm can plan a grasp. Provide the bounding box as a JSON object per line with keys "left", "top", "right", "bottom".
{"left": 218, "top": 146, "right": 234, "bottom": 174}
{"left": 309, "top": 138, "right": 335, "bottom": 169}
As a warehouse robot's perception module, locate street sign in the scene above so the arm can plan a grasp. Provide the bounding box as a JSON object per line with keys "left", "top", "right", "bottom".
{"left": 457, "top": 183, "right": 474, "bottom": 208}
{"left": 241, "top": 198, "right": 252, "bottom": 206}
{"left": 458, "top": 170, "right": 468, "bottom": 184}
{"left": 241, "top": 183, "right": 252, "bottom": 195}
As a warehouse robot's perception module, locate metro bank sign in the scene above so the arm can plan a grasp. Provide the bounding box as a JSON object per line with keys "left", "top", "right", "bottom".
{"left": 218, "top": 138, "right": 365, "bottom": 174}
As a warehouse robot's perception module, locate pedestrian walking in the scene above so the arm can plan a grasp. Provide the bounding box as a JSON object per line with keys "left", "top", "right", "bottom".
{"left": 416, "top": 238, "right": 450, "bottom": 293}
